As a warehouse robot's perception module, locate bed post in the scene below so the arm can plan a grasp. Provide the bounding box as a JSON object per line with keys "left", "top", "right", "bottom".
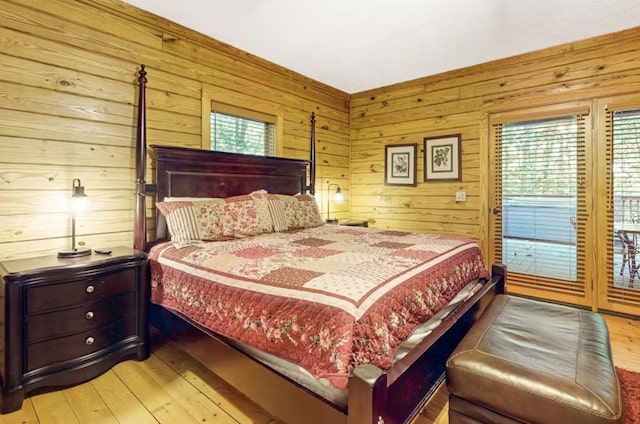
{"left": 348, "top": 364, "right": 388, "bottom": 424}
{"left": 308, "top": 112, "right": 316, "bottom": 195}
{"left": 492, "top": 263, "right": 507, "bottom": 293}
{"left": 134, "top": 65, "right": 147, "bottom": 252}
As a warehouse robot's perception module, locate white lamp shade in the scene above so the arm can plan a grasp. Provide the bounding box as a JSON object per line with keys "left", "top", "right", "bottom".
{"left": 70, "top": 196, "right": 88, "bottom": 213}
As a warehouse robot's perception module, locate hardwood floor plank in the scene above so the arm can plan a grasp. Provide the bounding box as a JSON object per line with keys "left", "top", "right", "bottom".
{"left": 30, "top": 391, "right": 79, "bottom": 424}
{"left": 111, "top": 360, "right": 198, "bottom": 424}
{"left": 63, "top": 383, "right": 118, "bottom": 424}
{"left": 0, "top": 398, "right": 39, "bottom": 424}
{"left": 134, "top": 354, "right": 239, "bottom": 424}
{"left": 154, "top": 339, "right": 279, "bottom": 424}
{"left": 90, "top": 369, "right": 158, "bottom": 424}
{"left": 412, "top": 382, "right": 449, "bottom": 424}
{"left": 0, "top": 313, "right": 635, "bottom": 424}
{"left": 603, "top": 313, "right": 640, "bottom": 372}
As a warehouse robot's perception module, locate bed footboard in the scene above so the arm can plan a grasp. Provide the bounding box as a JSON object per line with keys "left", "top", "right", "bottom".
{"left": 346, "top": 263, "right": 506, "bottom": 424}
{"left": 150, "top": 263, "right": 504, "bottom": 424}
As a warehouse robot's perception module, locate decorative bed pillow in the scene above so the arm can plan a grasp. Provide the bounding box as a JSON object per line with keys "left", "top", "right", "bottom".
{"left": 190, "top": 200, "right": 235, "bottom": 241}
{"left": 155, "top": 201, "right": 206, "bottom": 248}
{"left": 295, "top": 194, "right": 324, "bottom": 228}
{"left": 227, "top": 190, "right": 274, "bottom": 236}
{"left": 278, "top": 194, "right": 302, "bottom": 229}
{"left": 266, "top": 193, "right": 324, "bottom": 230}
{"left": 156, "top": 190, "right": 274, "bottom": 247}
{"left": 266, "top": 195, "right": 290, "bottom": 232}
{"left": 163, "top": 196, "right": 217, "bottom": 202}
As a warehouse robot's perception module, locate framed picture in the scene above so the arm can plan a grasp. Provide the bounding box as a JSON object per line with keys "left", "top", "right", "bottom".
{"left": 385, "top": 144, "right": 417, "bottom": 186}
{"left": 424, "top": 134, "right": 461, "bottom": 182}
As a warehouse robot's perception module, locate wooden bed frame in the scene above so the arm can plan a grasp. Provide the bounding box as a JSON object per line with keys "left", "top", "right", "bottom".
{"left": 133, "top": 65, "right": 506, "bottom": 424}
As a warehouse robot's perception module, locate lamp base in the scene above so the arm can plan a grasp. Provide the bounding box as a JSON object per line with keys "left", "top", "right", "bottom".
{"left": 58, "top": 247, "right": 92, "bottom": 258}
{"left": 326, "top": 218, "right": 338, "bottom": 224}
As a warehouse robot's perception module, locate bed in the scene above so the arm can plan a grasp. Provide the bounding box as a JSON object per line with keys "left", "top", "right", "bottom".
{"left": 132, "top": 65, "right": 506, "bottom": 424}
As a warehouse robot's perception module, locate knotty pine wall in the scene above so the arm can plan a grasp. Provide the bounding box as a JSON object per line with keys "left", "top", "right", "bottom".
{"left": 350, "top": 26, "right": 640, "bottom": 255}
{"left": 2, "top": 0, "right": 639, "bottom": 262}
{"left": 0, "top": 0, "right": 350, "bottom": 260}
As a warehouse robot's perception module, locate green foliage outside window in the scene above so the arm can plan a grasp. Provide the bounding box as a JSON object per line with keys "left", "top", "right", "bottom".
{"left": 502, "top": 116, "right": 578, "bottom": 196}
{"left": 210, "top": 111, "right": 275, "bottom": 156}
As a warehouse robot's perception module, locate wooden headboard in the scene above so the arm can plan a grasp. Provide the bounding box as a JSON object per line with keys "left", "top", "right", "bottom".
{"left": 152, "top": 145, "right": 309, "bottom": 242}
{"left": 133, "top": 65, "right": 316, "bottom": 250}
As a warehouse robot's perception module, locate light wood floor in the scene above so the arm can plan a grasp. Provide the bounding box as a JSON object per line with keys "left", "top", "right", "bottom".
{"left": 1, "top": 314, "right": 638, "bottom": 424}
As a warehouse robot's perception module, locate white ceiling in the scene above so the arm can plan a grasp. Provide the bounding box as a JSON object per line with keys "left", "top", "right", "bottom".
{"left": 123, "top": 0, "right": 639, "bottom": 93}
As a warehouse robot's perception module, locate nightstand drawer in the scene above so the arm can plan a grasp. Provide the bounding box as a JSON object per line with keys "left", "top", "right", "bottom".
{"left": 27, "top": 315, "right": 137, "bottom": 372}
{"left": 27, "top": 269, "right": 136, "bottom": 315}
{"left": 26, "top": 292, "right": 137, "bottom": 344}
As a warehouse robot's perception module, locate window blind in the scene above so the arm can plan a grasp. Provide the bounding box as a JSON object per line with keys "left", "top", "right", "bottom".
{"left": 492, "top": 114, "right": 586, "bottom": 296}
{"left": 605, "top": 107, "right": 640, "bottom": 305}
{"left": 210, "top": 103, "right": 275, "bottom": 156}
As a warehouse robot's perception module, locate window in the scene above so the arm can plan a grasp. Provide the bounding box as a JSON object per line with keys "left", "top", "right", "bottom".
{"left": 200, "top": 83, "right": 283, "bottom": 157}
{"left": 489, "top": 103, "right": 590, "bottom": 304}
{"left": 602, "top": 103, "right": 640, "bottom": 308}
{"left": 210, "top": 103, "right": 276, "bottom": 156}
{"left": 488, "top": 98, "right": 640, "bottom": 313}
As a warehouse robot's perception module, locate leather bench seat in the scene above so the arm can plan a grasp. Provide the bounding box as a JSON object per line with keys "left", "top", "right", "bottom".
{"left": 446, "top": 294, "right": 622, "bottom": 423}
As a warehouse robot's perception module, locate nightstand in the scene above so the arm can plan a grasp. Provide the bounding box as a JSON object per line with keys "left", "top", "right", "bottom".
{"left": 0, "top": 246, "right": 148, "bottom": 413}
{"left": 338, "top": 219, "right": 369, "bottom": 227}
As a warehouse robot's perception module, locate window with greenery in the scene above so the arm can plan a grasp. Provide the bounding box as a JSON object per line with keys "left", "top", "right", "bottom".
{"left": 612, "top": 109, "right": 640, "bottom": 208}
{"left": 604, "top": 106, "right": 640, "bottom": 304}
{"left": 491, "top": 108, "right": 587, "bottom": 299}
{"left": 209, "top": 103, "right": 276, "bottom": 156}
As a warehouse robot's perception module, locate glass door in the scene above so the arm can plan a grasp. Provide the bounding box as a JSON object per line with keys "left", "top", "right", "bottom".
{"left": 596, "top": 95, "right": 640, "bottom": 314}
{"left": 489, "top": 103, "right": 593, "bottom": 306}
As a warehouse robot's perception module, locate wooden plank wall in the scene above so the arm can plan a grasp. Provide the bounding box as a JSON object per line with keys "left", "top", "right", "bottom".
{"left": 0, "top": 0, "right": 350, "bottom": 260}
{"left": 349, "top": 26, "right": 640, "bottom": 254}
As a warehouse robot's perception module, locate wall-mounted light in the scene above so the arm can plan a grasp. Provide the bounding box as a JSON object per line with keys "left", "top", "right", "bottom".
{"left": 326, "top": 183, "right": 344, "bottom": 224}
{"left": 58, "top": 178, "right": 91, "bottom": 258}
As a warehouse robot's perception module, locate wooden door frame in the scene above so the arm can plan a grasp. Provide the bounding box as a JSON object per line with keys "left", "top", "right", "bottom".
{"left": 482, "top": 101, "right": 594, "bottom": 307}
{"left": 594, "top": 94, "right": 640, "bottom": 315}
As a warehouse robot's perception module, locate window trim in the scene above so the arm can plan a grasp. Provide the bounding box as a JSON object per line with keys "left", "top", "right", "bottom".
{"left": 201, "top": 83, "right": 284, "bottom": 156}
{"left": 487, "top": 100, "right": 594, "bottom": 306}
{"left": 595, "top": 94, "right": 640, "bottom": 315}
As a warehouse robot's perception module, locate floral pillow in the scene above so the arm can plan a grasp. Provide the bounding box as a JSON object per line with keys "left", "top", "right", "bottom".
{"left": 191, "top": 200, "right": 235, "bottom": 241}
{"left": 228, "top": 190, "right": 274, "bottom": 236}
{"left": 156, "top": 190, "right": 275, "bottom": 247}
{"left": 266, "top": 193, "right": 324, "bottom": 230}
{"left": 295, "top": 194, "right": 324, "bottom": 228}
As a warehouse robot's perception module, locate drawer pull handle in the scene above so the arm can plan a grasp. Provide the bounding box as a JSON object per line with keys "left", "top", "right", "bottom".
{"left": 86, "top": 285, "right": 95, "bottom": 293}
{"left": 85, "top": 337, "right": 95, "bottom": 345}
{"left": 85, "top": 311, "right": 94, "bottom": 320}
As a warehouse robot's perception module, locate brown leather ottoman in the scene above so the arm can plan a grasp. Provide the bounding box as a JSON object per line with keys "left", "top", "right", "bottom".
{"left": 446, "top": 295, "right": 622, "bottom": 424}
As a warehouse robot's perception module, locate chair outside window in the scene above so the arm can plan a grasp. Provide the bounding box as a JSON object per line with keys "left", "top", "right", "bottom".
{"left": 617, "top": 229, "right": 638, "bottom": 282}
{"left": 622, "top": 198, "right": 640, "bottom": 224}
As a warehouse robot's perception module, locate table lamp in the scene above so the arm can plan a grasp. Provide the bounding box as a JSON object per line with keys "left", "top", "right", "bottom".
{"left": 58, "top": 178, "right": 91, "bottom": 258}
{"left": 326, "top": 183, "right": 344, "bottom": 224}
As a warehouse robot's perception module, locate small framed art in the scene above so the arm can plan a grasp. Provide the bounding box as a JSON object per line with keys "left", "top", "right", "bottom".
{"left": 424, "top": 134, "right": 461, "bottom": 182}
{"left": 384, "top": 144, "right": 417, "bottom": 186}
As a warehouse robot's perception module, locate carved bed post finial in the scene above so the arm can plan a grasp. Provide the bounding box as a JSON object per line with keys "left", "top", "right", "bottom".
{"left": 134, "top": 64, "right": 148, "bottom": 252}
{"left": 309, "top": 112, "right": 316, "bottom": 195}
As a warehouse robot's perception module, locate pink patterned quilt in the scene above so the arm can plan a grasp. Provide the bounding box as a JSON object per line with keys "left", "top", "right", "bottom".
{"left": 149, "top": 225, "right": 489, "bottom": 390}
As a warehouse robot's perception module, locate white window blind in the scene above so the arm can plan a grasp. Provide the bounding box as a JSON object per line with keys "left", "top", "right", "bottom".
{"left": 210, "top": 103, "right": 275, "bottom": 156}
{"left": 606, "top": 107, "right": 640, "bottom": 304}
{"left": 493, "top": 113, "right": 586, "bottom": 296}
